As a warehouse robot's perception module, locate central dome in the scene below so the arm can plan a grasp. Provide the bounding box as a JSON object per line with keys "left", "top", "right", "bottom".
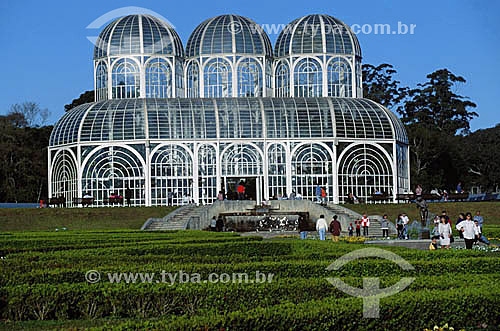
{"left": 185, "top": 14, "right": 272, "bottom": 57}
{"left": 274, "top": 14, "right": 361, "bottom": 58}
{"left": 93, "top": 14, "right": 184, "bottom": 59}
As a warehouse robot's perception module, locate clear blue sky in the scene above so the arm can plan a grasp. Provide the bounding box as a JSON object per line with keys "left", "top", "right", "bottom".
{"left": 0, "top": 0, "right": 498, "bottom": 130}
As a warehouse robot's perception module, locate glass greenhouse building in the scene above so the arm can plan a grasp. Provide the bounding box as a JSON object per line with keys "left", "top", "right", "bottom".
{"left": 49, "top": 14, "right": 410, "bottom": 207}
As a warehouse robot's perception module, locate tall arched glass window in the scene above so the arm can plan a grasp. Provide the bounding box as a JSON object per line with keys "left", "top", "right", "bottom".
{"left": 112, "top": 58, "right": 140, "bottom": 99}
{"left": 186, "top": 61, "right": 200, "bottom": 97}
{"left": 175, "top": 61, "right": 184, "bottom": 97}
{"left": 294, "top": 58, "right": 322, "bottom": 97}
{"left": 145, "top": 58, "right": 171, "bottom": 98}
{"left": 327, "top": 57, "right": 352, "bottom": 97}
{"left": 275, "top": 61, "right": 290, "bottom": 97}
{"left": 237, "top": 58, "right": 262, "bottom": 97}
{"left": 204, "top": 58, "right": 232, "bottom": 97}
{"left": 95, "top": 62, "right": 108, "bottom": 101}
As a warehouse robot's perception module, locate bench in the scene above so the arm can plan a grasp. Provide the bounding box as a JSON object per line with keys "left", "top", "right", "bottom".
{"left": 368, "top": 194, "right": 392, "bottom": 202}
{"left": 104, "top": 197, "right": 124, "bottom": 205}
{"left": 48, "top": 197, "right": 66, "bottom": 207}
{"left": 72, "top": 197, "right": 95, "bottom": 207}
{"left": 447, "top": 193, "right": 469, "bottom": 201}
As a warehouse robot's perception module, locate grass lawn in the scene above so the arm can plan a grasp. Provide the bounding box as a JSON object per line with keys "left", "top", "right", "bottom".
{"left": 0, "top": 206, "right": 177, "bottom": 232}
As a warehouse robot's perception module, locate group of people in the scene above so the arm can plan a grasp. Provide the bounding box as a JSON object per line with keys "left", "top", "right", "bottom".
{"left": 209, "top": 216, "right": 225, "bottom": 232}
{"left": 308, "top": 214, "right": 342, "bottom": 241}
{"left": 429, "top": 210, "right": 490, "bottom": 250}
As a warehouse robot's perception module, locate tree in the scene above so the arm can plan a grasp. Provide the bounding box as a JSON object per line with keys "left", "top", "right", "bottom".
{"left": 64, "top": 90, "right": 94, "bottom": 112}
{"left": 362, "top": 63, "right": 408, "bottom": 110}
{"left": 398, "top": 69, "right": 478, "bottom": 135}
{"left": 8, "top": 102, "right": 50, "bottom": 128}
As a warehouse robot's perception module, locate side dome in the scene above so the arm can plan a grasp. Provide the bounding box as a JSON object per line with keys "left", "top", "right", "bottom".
{"left": 93, "top": 14, "right": 184, "bottom": 59}
{"left": 275, "top": 14, "right": 361, "bottom": 58}
{"left": 185, "top": 14, "right": 272, "bottom": 57}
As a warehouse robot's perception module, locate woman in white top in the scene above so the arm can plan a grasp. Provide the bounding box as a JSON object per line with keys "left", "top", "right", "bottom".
{"left": 438, "top": 216, "right": 452, "bottom": 249}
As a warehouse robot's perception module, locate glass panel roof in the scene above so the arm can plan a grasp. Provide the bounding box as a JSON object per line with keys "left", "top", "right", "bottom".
{"left": 50, "top": 98, "right": 408, "bottom": 147}
{"left": 275, "top": 14, "right": 361, "bottom": 58}
{"left": 185, "top": 15, "right": 272, "bottom": 57}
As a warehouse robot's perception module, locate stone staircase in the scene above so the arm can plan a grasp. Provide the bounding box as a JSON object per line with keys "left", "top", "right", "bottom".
{"left": 323, "top": 203, "right": 385, "bottom": 238}
{"left": 142, "top": 204, "right": 210, "bottom": 231}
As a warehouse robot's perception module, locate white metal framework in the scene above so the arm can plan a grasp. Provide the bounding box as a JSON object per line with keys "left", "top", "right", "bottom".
{"left": 49, "top": 13, "right": 410, "bottom": 206}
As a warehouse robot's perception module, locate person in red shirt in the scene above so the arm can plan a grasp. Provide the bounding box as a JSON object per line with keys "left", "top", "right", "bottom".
{"left": 237, "top": 182, "right": 246, "bottom": 200}
{"left": 361, "top": 214, "right": 370, "bottom": 236}
{"left": 354, "top": 219, "right": 361, "bottom": 237}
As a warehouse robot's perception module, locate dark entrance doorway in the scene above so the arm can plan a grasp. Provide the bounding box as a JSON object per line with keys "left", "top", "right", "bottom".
{"left": 223, "top": 177, "right": 257, "bottom": 201}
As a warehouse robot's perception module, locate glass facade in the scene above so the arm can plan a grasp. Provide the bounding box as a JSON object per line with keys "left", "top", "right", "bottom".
{"left": 49, "top": 13, "right": 410, "bottom": 206}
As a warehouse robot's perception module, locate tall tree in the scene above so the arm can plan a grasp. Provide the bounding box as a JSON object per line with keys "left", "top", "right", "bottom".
{"left": 362, "top": 63, "right": 408, "bottom": 109}
{"left": 64, "top": 90, "right": 94, "bottom": 112}
{"left": 399, "top": 69, "right": 478, "bottom": 135}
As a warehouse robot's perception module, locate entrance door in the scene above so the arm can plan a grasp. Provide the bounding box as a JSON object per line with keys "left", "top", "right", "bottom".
{"left": 224, "top": 177, "right": 259, "bottom": 202}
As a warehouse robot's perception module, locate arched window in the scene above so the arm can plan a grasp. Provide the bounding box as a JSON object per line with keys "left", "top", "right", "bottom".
{"left": 95, "top": 62, "right": 108, "bottom": 101}
{"left": 327, "top": 57, "right": 352, "bottom": 97}
{"left": 222, "top": 144, "right": 262, "bottom": 177}
{"left": 112, "top": 58, "right": 140, "bottom": 99}
{"left": 338, "top": 144, "right": 393, "bottom": 203}
{"left": 186, "top": 61, "right": 200, "bottom": 98}
{"left": 275, "top": 61, "right": 290, "bottom": 97}
{"left": 294, "top": 58, "right": 322, "bottom": 97}
{"left": 268, "top": 143, "right": 287, "bottom": 199}
{"left": 175, "top": 60, "right": 184, "bottom": 97}
{"left": 237, "top": 58, "right": 262, "bottom": 97}
{"left": 198, "top": 144, "right": 217, "bottom": 205}
{"left": 292, "top": 143, "right": 333, "bottom": 201}
{"left": 51, "top": 150, "right": 78, "bottom": 207}
{"left": 151, "top": 144, "right": 193, "bottom": 206}
{"left": 145, "top": 58, "right": 171, "bottom": 98}
{"left": 81, "top": 146, "right": 145, "bottom": 206}
{"left": 204, "top": 58, "right": 232, "bottom": 97}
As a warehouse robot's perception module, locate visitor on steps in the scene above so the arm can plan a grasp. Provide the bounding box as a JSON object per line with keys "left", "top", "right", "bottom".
{"left": 348, "top": 223, "right": 354, "bottom": 237}
{"left": 329, "top": 215, "right": 341, "bottom": 242}
{"left": 355, "top": 219, "right": 361, "bottom": 237}
{"left": 237, "top": 183, "right": 246, "bottom": 200}
{"left": 361, "top": 214, "right": 370, "bottom": 236}
{"left": 316, "top": 215, "right": 328, "bottom": 240}
{"left": 321, "top": 187, "right": 327, "bottom": 205}
{"left": 381, "top": 215, "right": 389, "bottom": 239}
{"left": 125, "top": 186, "right": 132, "bottom": 207}
{"left": 456, "top": 212, "right": 479, "bottom": 249}
{"left": 315, "top": 185, "right": 322, "bottom": 203}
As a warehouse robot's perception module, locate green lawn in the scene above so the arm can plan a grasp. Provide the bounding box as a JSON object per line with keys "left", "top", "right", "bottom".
{"left": 0, "top": 230, "right": 498, "bottom": 330}
{"left": 0, "top": 206, "right": 176, "bottom": 232}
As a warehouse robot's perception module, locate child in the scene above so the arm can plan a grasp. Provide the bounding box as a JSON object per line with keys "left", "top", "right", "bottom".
{"left": 348, "top": 223, "right": 354, "bottom": 237}
{"left": 429, "top": 237, "right": 438, "bottom": 250}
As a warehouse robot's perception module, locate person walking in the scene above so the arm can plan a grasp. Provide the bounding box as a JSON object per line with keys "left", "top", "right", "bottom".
{"left": 361, "top": 214, "right": 370, "bottom": 236}
{"left": 355, "top": 219, "right": 361, "bottom": 237}
{"left": 456, "top": 213, "right": 465, "bottom": 239}
{"left": 329, "top": 215, "right": 342, "bottom": 242}
{"left": 315, "top": 185, "right": 322, "bottom": 203}
{"left": 321, "top": 187, "right": 327, "bottom": 205}
{"left": 438, "top": 216, "right": 452, "bottom": 249}
{"left": 316, "top": 215, "right": 328, "bottom": 240}
{"left": 298, "top": 215, "right": 308, "bottom": 240}
{"left": 396, "top": 214, "right": 404, "bottom": 240}
{"left": 402, "top": 213, "right": 410, "bottom": 239}
{"left": 210, "top": 216, "right": 217, "bottom": 231}
{"left": 381, "top": 215, "right": 389, "bottom": 239}
{"left": 348, "top": 223, "right": 354, "bottom": 237}
{"left": 456, "top": 212, "right": 479, "bottom": 249}
{"left": 216, "top": 216, "right": 224, "bottom": 232}
{"left": 125, "top": 186, "right": 132, "bottom": 207}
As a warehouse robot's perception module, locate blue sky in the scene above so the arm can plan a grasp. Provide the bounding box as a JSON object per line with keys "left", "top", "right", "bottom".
{"left": 0, "top": 0, "right": 498, "bottom": 130}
